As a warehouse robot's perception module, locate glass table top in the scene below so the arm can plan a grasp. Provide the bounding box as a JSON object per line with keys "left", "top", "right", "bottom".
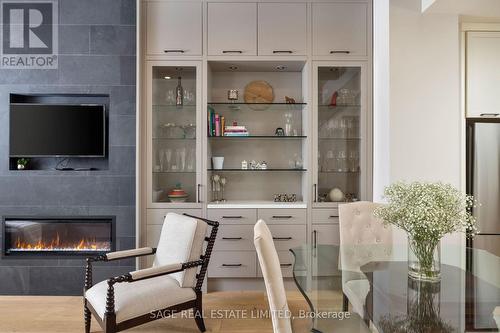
{"left": 290, "top": 244, "right": 500, "bottom": 333}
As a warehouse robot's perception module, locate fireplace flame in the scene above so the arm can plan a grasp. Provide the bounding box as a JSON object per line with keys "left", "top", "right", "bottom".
{"left": 13, "top": 234, "right": 110, "bottom": 252}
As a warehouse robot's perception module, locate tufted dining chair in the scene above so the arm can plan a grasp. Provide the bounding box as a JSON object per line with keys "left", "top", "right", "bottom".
{"left": 338, "top": 201, "right": 393, "bottom": 319}
{"left": 83, "top": 213, "right": 218, "bottom": 333}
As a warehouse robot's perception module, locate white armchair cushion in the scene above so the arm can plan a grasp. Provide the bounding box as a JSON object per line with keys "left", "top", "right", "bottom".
{"left": 254, "top": 219, "right": 293, "bottom": 333}
{"left": 153, "top": 213, "right": 208, "bottom": 288}
{"left": 85, "top": 275, "right": 196, "bottom": 323}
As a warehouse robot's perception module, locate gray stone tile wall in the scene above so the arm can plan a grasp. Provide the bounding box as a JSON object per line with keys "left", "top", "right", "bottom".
{"left": 0, "top": 0, "right": 136, "bottom": 295}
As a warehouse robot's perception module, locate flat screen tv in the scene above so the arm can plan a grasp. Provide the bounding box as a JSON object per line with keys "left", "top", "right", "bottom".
{"left": 9, "top": 104, "right": 106, "bottom": 157}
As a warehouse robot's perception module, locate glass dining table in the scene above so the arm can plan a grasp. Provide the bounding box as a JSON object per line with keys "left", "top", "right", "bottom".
{"left": 290, "top": 244, "right": 500, "bottom": 333}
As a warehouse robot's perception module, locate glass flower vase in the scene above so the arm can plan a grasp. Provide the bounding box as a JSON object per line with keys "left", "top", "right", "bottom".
{"left": 408, "top": 237, "right": 441, "bottom": 282}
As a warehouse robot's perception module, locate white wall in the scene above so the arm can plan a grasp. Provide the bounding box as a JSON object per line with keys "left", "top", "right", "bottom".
{"left": 389, "top": 0, "right": 463, "bottom": 267}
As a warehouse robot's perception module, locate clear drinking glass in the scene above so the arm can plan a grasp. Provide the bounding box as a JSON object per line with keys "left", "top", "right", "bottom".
{"left": 349, "top": 150, "right": 359, "bottom": 172}
{"left": 176, "top": 148, "right": 186, "bottom": 171}
{"left": 164, "top": 148, "right": 172, "bottom": 171}
{"left": 186, "top": 148, "right": 196, "bottom": 171}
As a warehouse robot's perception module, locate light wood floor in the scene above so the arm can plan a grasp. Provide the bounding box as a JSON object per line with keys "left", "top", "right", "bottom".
{"left": 0, "top": 292, "right": 311, "bottom": 333}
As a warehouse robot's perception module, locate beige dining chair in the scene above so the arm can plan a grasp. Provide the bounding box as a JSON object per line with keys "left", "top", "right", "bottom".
{"left": 338, "top": 201, "right": 393, "bottom": 319}
{"left": 254, "top": 219, "right": 370, "bottom": 333}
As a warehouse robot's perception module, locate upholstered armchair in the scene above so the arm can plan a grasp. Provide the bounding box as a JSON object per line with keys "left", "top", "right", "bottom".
{"left": 83, "top": 213, "right": 218, "bottom": 333}
{"left": 338, "top": 201, "right": 393, "bottom": 319}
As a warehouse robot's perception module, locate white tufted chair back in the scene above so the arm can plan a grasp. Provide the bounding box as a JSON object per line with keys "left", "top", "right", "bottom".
{"left": 338, "top": 201, "right": 393, "bottom": 273}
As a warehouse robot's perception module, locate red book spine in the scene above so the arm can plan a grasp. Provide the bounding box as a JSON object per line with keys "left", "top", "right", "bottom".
{"left": 215, "top": 114, "right": 220, "bottom": 136}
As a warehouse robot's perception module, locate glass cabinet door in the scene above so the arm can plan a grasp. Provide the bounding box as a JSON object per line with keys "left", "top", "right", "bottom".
{"left": 147, "top": 62, "right": 201, "bottom": 207}
{"left": 314, "top": 65, "right": 367, "bottom": 206}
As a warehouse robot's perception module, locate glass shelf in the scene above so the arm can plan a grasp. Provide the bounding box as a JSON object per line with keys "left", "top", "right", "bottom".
{"left": 319, "top": 137, "right": 360, "bottom": 140}
{"left": 153, "top": 105, "right": 196, "bottom": 112}
{"left": 153, "top": 171, "right": 196, "bottom": 174}
{"left": 208, "top": 103, "right": 306, "bottom": 111}
{"left": 208, "top": 168, "right": 307, "bottom": 172}
{"left": 319, "top": 171, "right": 360, "bottom": 174}
{"left": 208, "top": 135, "right": 306, "bottom": 139}
{"left": 153, "top": 137, "right": 196, "bottom": 140}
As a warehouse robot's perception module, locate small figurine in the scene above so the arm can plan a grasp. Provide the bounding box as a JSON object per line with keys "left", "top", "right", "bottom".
{"left": 241, "top": 160, "right": 248, "bottom": 170}
{"left": 285, "top": 96, "right": 296, "bottom": 104}
{"left": 261, "top": 161, "right": 268, "bottom": 170}
{"left": 275, "top": 127, "right": 285, "bottom": 136}
{"left": 250, "top": 160, "right": 257, "bottom": 170}
{"left": 329, "top": 91, "right": 338, "bottom": 107}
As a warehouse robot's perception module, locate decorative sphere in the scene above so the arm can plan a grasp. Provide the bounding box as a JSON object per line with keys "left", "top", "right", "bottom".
{"left": 329, "top": 188, "right": 344, "bottom": 202}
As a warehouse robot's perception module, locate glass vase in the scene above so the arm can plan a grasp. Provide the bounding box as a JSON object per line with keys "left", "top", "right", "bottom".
{"left": 408, "top": 237, "right": 441, "bottom": 282}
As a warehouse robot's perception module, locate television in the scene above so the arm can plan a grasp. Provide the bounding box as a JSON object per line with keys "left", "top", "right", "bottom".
{"left": 9, "top": 104, "right": 106, "bottom": 157}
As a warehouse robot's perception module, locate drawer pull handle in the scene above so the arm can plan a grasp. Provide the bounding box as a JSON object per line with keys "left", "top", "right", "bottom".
{"left": 330, "top": 50, "right": 350, "bottom": 54}
{"left": 480, "top": 113, "right": 500, "bottom": 117}
{"left": 273, "top": 50, "right": 293, "bottom": 54}
{"left": 280, "top": 263, "right": 292, "bottom": 267}
{"left": 222, "top": 50, "right": 243, "bottom": 54}
{"left": 272, "top": 215, "right": 292, "bottom": 219}
{"left": 273, "top": 237, "right": 293, "bottom": 241}
{"left": 222, "top": 216, "right": 243, "bottom": 219}
{"left": 222, "top": 264, "right": 242, "bottom": 267}
{"left": 329, "top": 216, "right": 338, "bottom": 218}
{"left": 222, "top": 237, "right": 243, "bottom": 240}
{"left": 164, "top": 49, "right": 185, "bottom": 53}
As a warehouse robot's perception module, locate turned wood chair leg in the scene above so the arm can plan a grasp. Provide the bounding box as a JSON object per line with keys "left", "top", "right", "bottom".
{"left": 84, "top": 304, "right": 91, "bottom": 333}
{"left": 194, "top": 293, "right": 206, "bottom": 332}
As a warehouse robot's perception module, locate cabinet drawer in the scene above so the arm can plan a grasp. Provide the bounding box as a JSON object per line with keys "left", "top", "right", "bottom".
{"left": 147, "top": 209, "right": 202, "bottom": 225}
{"left": 146, "top": 1, "right": 202, "bottom": 56}
{"left": 208, "top": 209, "right": 257, "bottom": 225}
{"left": 312, "top": 3, "right": 368, "bottom": 57}
{"left": 257, "top": 251, "right": 295, "bottom": 278}
{"left": 209, "top": 252, "right": 257, "bottom": 278}
{"left": 312, "top": 209, "right": 339, "bottom": 225}
{"left": 258, "top": 209, "right": 306, "bottom": 225}
{"left": 267, "top": 225, "right": 306, "bottom": 251}
{"left": 214, "top": 225, "right": 254, "bottom": 251}
{"left": 208, "top": 3, "right": 257, "bottom": 56}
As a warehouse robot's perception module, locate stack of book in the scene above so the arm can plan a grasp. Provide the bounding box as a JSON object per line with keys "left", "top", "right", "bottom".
{"left": 208, "top": 106, "right": 225, "bottom": 137}
{"left": 224, "top": 124, "right": 249, "bottom": 136}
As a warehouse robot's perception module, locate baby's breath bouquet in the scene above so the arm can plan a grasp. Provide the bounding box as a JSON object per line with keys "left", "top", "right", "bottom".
{"left": 375, "top": 182, "right": 477, "bottom": 281}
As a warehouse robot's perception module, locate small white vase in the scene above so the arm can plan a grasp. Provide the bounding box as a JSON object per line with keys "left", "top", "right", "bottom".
{"left": 212, "top": 157, "right": 224, "bottom": 170}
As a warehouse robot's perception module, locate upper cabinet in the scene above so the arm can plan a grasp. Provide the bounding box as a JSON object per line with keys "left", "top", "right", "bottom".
{"left": 466, "top": 32, "right": 500, "bottom": 118}
{"left": 208, "top": 3, "right": 257, "bottom": 56}
{"left": 258, "top": 3, "right": 307, "bottom": 56}
{"left": 312, "top": 3, "right": 368, "bottom": 57}
{"left": 146, "top": 2, "right": 202, "bottom": 56}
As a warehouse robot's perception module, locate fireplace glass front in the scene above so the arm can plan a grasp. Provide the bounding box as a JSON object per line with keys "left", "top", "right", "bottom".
{"left": 2, "top": 217, "right": 114, "bottom": 256}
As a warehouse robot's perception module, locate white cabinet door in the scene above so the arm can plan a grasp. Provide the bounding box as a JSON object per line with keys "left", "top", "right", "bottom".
{"left": 312, "top": 225, "right": 340, "bottom": 246}
{"left": 208, "top": 3, "right": 257, "bottom": 56}
{"left": 312, "top": 3, "right": 368, "bottom": 57}
{"left": 258, "top": 3, "right": 307, "bottom": 56}
{"left": 146, "top": 2, "right": 202, "bottom": 56}
{"left": 467, "top": 32, "right": 500, "bottom": 118}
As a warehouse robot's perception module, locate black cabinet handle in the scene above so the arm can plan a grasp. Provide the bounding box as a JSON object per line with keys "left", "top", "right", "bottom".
{"left": 222, "top": 237, "right": 243, "bottom": 240}
{"left": 330, "top": 50, "right": 350, "bottom": 54}
{"left": 222, "top": 216, "right": 243, "bottom": 219}
{"left": 313, "top": 230, "right": 317, "bottom": 249}
{"left": 222, "top": 264, "right": 242, "bottom": 267}
{"left": 329, "top": 216, "right": 338, "bottom": 218}
{"left": 273, "top": 50, "right": 293, "bottom": 54}
{"left": 197, "top": 184, "right": 201, "bottom": 203}
{"left": 273, "top": 237, "right": 293, "bottom": 241}
{"left": 222, "top": 50, "right": 243, "bottom": 54}
{"left": 480, "top": 113, "right": 499, "bottom": 117}
{"left": 272, "top": 215, "right": 292, "bottom": 219}
{"left": 313, "top": 184, "right": 317, "bottom": 202}
{"left": 164, "top": 49, "right": 185, "bottom": 53}
{"left": 280, "top": 263, "right": 292, "bottom": 267}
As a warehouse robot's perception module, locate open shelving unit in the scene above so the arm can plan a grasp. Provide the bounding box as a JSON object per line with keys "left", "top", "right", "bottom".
{"left": 206, "top": 61, "right": 309, "bottom": 206}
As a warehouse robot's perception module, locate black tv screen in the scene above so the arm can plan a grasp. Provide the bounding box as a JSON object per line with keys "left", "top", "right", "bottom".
{"left": 9, "top": 104, "right": 106, "bottom": 157}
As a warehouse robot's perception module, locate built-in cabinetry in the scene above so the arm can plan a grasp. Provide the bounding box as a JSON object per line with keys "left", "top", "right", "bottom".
{"left": 139, "top": 0, "right": 373, "bottom": 289}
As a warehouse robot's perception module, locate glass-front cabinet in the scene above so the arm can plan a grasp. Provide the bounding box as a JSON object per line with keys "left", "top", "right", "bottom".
{"left": 146, "top": 61, "right": 202, "bottom": 208}
{"left": 313, "top": 63, "right": 370, "bottom": 207}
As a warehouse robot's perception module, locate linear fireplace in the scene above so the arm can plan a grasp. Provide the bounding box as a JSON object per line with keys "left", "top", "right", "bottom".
{"left": 2, "top": 216, "right": 115, "bottom": 257}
